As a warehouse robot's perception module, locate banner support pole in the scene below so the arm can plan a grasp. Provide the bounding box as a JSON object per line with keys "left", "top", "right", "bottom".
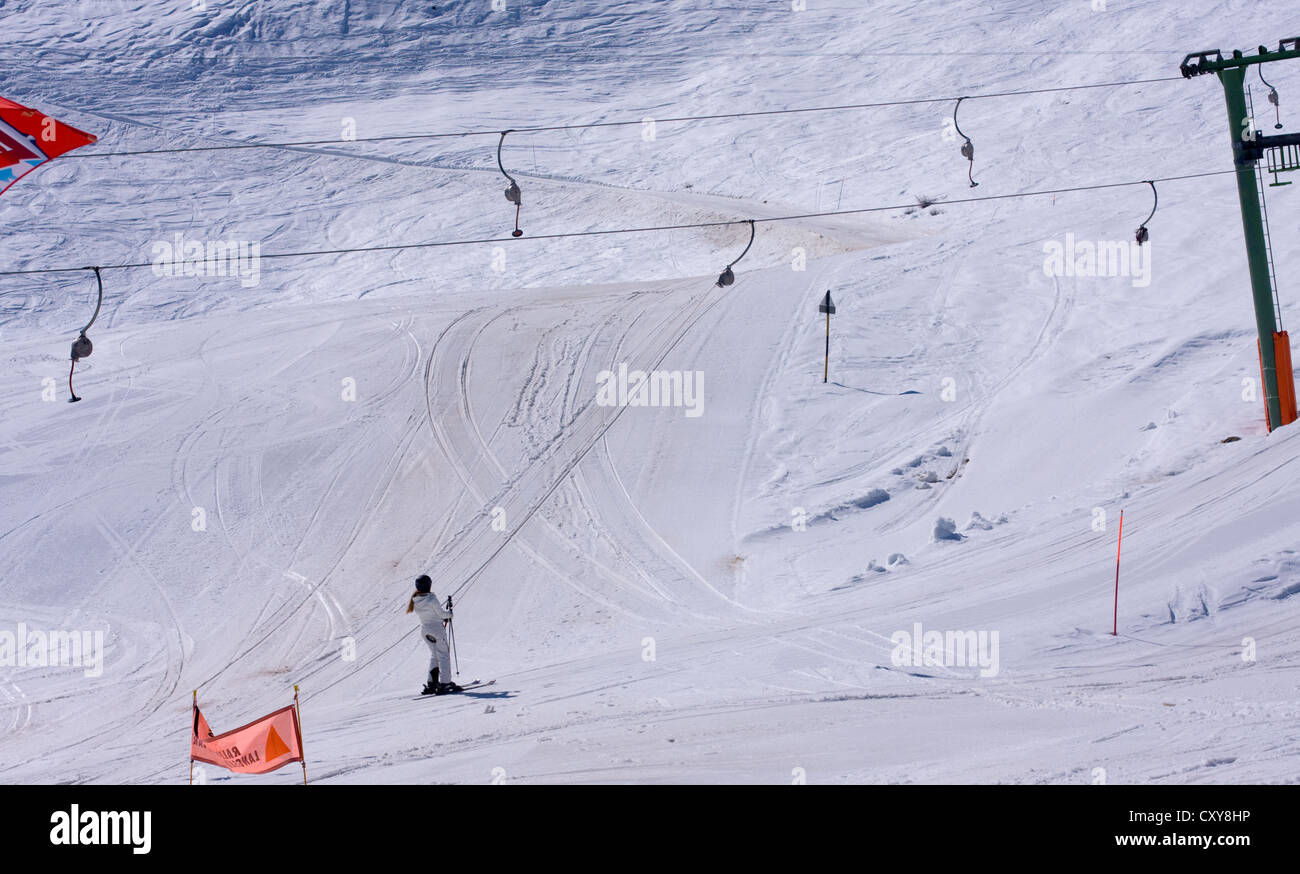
{"left": 294, "top": 684, "right": 307, "bottom": 785}
{"left": 190, "top": 689, "right": 196, "bottom": 786}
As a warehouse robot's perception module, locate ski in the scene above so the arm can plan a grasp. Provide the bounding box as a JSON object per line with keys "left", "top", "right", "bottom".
{"left": 410, "top": 678, "right": 495, "bottom": 700}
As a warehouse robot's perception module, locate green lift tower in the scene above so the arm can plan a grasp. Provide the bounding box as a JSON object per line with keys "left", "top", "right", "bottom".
{"left": 1182, "top": 39, "right": 1300, "bottom": 431}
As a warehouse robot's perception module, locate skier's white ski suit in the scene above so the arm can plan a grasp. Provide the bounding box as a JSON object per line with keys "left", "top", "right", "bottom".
{"left": 411, "top": 592, "right": 453, "bottom": 683}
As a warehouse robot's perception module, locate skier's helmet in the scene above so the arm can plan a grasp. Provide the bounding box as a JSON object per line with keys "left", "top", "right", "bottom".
{"left": 415, "top": 575, "right": 432, "bottom": 593}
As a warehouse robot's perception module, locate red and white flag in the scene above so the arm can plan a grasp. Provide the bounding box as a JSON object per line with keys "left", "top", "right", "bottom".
{"left": 0, "top": 95, "right": 97, "bottom": 196}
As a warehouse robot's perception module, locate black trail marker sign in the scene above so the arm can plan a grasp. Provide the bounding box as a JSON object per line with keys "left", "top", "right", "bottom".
{"left": 819, "top": 290, "right": 836, "bottom": 383}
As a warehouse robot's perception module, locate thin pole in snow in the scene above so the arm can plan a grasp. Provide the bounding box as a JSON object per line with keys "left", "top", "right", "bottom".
{"left": 824, "top": 310, "right": 830, "bottom": 383}
{"left": 190, "top": 689, "right": 196, "bottom": 786}
{"left": 294, "top": 684, "right": 307, "bottom": 785}
{"left": 819, "top": 290, "right": 835, "bottom": 383}
{"left": 1112, "top": 510, "right": 1124, "bottom": 636}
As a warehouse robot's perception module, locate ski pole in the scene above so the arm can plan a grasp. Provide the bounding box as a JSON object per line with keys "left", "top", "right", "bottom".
{"left": 446, "top": 596, "right": 459, "bottom": 676}
{"left": 448, "top": 619, "right": 458, "bottom": 676}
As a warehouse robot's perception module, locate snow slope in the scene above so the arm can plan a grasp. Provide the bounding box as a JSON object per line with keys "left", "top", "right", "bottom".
{"left": 1, "top": 0, "right": 1298, "bottom": 783}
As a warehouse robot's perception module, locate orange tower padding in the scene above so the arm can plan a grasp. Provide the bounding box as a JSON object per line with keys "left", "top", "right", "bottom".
{"left": 1260, "top": 331, "right": 1299, "bottom": 430}
{"left": 1275, "top": 330, "right": 1298, "bottom": 427}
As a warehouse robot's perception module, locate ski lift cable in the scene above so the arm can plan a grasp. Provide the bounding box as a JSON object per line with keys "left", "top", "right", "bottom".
{"left": 0, "top": 42, "right": 1184, "bottom": 61}
{"left": 60, "top": 76, "right": 1186, "bottom": 160}
{"left": 0, "top": 169, "right": 1238, "bottom": 281}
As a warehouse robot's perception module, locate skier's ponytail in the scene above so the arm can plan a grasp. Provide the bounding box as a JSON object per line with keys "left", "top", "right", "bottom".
{"left": 405, "top": 592, "right": 418, "bottom": 614}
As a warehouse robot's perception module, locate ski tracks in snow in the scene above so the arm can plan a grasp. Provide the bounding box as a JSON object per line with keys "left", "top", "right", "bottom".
{"left": 421, "top": 283, "right": 745, "bottom": 625}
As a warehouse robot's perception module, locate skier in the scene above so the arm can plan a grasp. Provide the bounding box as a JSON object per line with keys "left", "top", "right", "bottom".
{"left": 405, "top": 574, "right": 463, "bottom": 695}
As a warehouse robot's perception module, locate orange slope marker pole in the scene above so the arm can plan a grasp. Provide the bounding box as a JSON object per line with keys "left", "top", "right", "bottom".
{"left": 1112, "top": 510, "right": 1124, "bottom": 636}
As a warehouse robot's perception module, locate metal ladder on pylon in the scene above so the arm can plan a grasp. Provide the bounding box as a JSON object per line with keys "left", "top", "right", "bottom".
{"left": 1255, "top": 161, "right": 1285, "bottom": 331}
{"left": 1250, "top": 87, "right": 1286, "bottom": 332}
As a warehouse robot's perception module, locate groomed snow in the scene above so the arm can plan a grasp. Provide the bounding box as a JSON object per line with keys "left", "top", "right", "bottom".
{"left": 1, "top": 0, "right": 1298, "bottom": 784}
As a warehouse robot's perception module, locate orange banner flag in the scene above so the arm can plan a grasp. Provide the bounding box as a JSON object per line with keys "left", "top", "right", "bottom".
{"left": 191, "top": 700, "right": 304, "bottom": 775}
